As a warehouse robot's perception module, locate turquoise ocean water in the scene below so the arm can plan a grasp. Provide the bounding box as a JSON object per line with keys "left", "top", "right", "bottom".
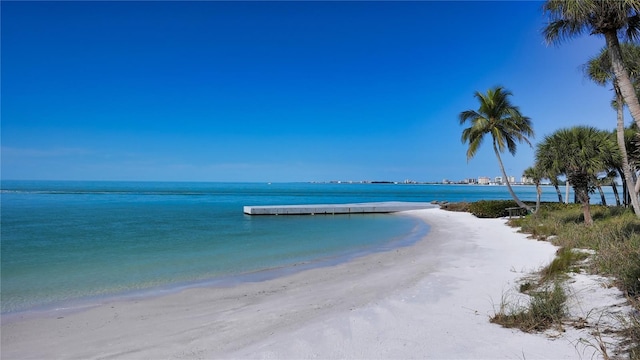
{"left": 0, "top": 181, "right": 615, "bottom": 314}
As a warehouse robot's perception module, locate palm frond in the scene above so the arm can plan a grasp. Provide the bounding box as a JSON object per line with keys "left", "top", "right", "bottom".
{"left": 542, "top": 0, "right": 589, "bottom": 44}
{"left": 583, "top": 46, "right": 614, "bottom": 85}
{"left": 465, "top": 134, "right": 484, "bottom": 162}
{"left": 505, "top": 134, "right": 518, "bottom": 156}
{"left": 543, "top": 0, "right": 640, "bottom": 44}
{"left": 626, "top": 13, "right": 640, "bottom": 41}
{"left": 459, "top": 86, "right": 533, "bottom": 162}
{"left": 459, "top": 110, "right": 481, "bottom": 125}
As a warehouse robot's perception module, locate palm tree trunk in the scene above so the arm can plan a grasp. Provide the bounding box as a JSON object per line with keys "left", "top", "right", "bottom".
{"left": 579, "top": 188, "right": 593, "bottom": 226}
{"left": 613, "top": 80, "right": 640, "bottom": 216}
{"left": 605, "top": 31, "right": 640, "bottom": 129}
{"left": 597, "top": 185, "right": 607, "bottom": 206}
{"left": 535, "top": 182, "right": 541, "bottom": 213}
{"left": 611, "top": 182, "right": 620, "bottom": 206}
{"left": 493, "top": 141, "right": 531, "bottom": 211}
{"left": 634, "top": 173, "right": 639, "bottom": 205}
{"left": 620, "top": 168, "right": 629, "bottom": 206}
{"left": 553, "top": 183, "right": 563, "bottom": 203}
{"left": 572, "top": 180, "right": 593, "bottom": 226}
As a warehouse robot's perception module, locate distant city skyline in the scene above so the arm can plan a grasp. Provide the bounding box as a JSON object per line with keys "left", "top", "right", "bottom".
{"left": 2, "top": 1, "right": 618, "bottom": 182}
{"left": 308, "top": 173, "right": 538, "bottom": 185}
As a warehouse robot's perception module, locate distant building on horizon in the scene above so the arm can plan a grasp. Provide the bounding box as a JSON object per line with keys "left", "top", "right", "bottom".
{"left": 478, "top": 176, "right": 491, "bottom": 185}
{"left": 521, "top": 176, "right": 534, "bottom": 184}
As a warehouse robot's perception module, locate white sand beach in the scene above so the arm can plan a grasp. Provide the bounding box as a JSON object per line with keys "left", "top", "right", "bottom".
{"left": 1, "top": 208, "right": 631, "bottom": 359}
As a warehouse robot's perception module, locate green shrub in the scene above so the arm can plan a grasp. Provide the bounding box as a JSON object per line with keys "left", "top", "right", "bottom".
{"left": 538, "top": 202, "right": 580, "bottom": 212}
{"left": 441, "top": 202, "right": 470, "bottom": 212}
{"left": 468, "top": 200, "right": 520, "bottom": 218}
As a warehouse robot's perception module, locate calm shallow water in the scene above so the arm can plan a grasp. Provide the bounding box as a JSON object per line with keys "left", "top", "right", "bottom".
{"left": 0, "top": 181, "right": 614, "bottom": 314}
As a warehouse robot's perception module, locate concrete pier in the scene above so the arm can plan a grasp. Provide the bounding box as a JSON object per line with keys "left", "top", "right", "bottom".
{"left": 243, "top": 201, "right": 436, "bottom": 215}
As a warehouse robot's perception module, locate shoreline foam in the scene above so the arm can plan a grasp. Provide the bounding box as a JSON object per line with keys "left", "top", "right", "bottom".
{"left": 1, "top": 208, "right": 627, "bottom": 359}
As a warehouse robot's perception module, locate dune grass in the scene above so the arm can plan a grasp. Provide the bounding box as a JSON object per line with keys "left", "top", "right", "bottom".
{"left": 491, "top": 281, "right": 567, "bottom": 333}
{"left": 540, "top": 247, "right": 590, "bottom": 283}
{"left": 622, "top": 298, "right": 640, "bottom": 360}
{"left": 507, "top": 202, "right": 640, "bottom": 359}
{"left": 515, "top": 204, "right": 640, "bottom": 298}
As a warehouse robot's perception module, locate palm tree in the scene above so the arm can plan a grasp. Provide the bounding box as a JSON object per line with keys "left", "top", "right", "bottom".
{"left": 460, "top": 86, "right": 534, "bottom": 211}
{"left": 536, "top": 126, "right": 616, "bottom": 226}
{"left": 543, "top": 0, "right": 640, "bottom": 128}
{"left": 523, "top": 166, "right": 543, "bottom": 212}
{"left": 585, "top": 43, "right": 640, "bottom": 215}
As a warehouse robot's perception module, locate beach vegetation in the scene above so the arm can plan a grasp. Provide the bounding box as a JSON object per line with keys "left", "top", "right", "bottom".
{"left": 511, "top": 203, "right": 593, "bottom": 239}
{"left": 535, "top": 126, "right": 619, "bottom": 226}
{"left": 519, "top": 281, "right": 534, "bottom": 293}
{"left": 438, "top": 201, "right": 471, "bottom": 212}
{"left": 464, "top": 201, "right": 640, "bottom": 355}
{"left": 467, "top": 199, "right": 519, "bottom": 218}
{"left": 540, "top": 247, "right": 590, "bottom": 283}
{"left": 620, "top": 298, "right": 640, "bottom": 360}
{"left": 510, "top": 204, "right": 640, "bottom": 357}
{"left": 491, "top": 281, "right": 567, "bottom": 332}
{"left": 519, "top": 204, "right": 640, "bottom": 297}
{"left": 459, "top": 86, "right": 534, "bottom": 212}
{"left": 520, "top": 204, "right": 640, "bottom": 298}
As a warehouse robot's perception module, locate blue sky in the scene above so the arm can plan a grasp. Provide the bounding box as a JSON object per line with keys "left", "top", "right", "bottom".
{"left": 1, "top": 1, "right": 620, "bottom": 182}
